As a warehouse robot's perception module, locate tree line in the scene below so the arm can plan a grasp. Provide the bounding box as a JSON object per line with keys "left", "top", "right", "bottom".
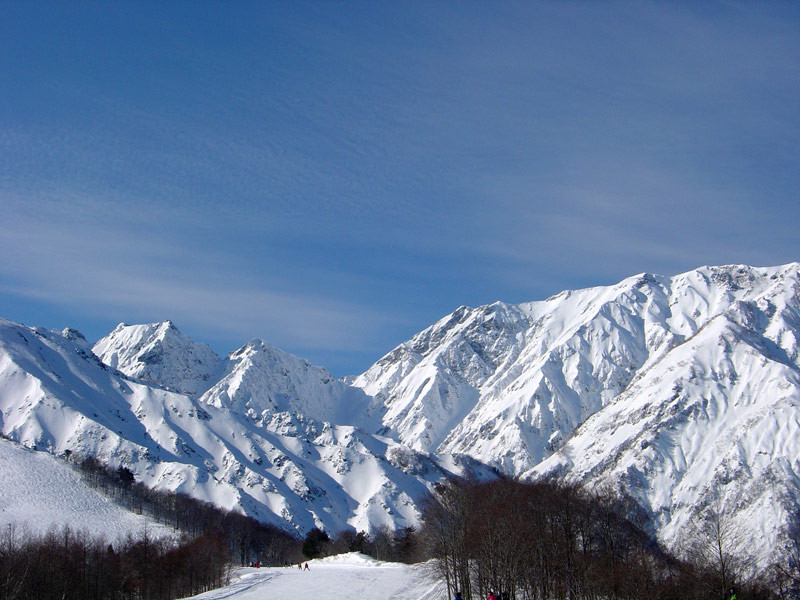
{"left": 0, "top": 524, "right": 228, "bottom": 600}
{"left": 416, "top": 477, "right": 786, "bottom": 600}
{"left": 4, "top": 444, "right": 798, "bottom": 599}
{"left": 0, "top": 452, "right": 304, "bottom": 600}
{"left": 72, "top": 454, "right": 299, "bottom": 567}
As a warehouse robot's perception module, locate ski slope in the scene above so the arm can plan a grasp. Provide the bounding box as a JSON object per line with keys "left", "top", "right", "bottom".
{"left": 183, "top": 553, "right": 444, "bottom": 600}
{"left": 0, "top": 436, "right": 174, "bottom": 542}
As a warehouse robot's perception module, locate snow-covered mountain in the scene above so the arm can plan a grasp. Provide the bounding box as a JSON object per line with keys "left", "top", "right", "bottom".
{"left": 353, "top": 265, "right": 797, "bottom": 464}
{"left": 0, "top": 318, "right": 489, "bottom": 536}
{"left": 350, "top": 262, "right": 800, "bottom": 568}
{"left": 93, "top": 321, "right": 222, "bottom": 396}
{"left": 94, "top": 322, "right": 379, "bottom": 427}
{"left": 528, "top": 266, "right": 800, "bottom": 568}
{"left": 1, "top": 263, "right": 798, "bottom": 572}
{"left": 198, "top": 338, "right": 377, "bottom": 428}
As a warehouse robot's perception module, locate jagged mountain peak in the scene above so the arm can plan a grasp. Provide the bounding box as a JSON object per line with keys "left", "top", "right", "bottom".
{"left": 1, "top": 262, "right": 798, "bottom": 574}
{"left": 92, "top": 323, "right": 372, "bottom": 428}
{"left": 347, "top": 262, "right": 800, "bottom": 572}
{"left": 353, "top": 263, "right": 800, "bottom": 462}
{"left": 60, "top": 326, "right": 88, "bottom": 343}
{"left": 0, "top": 317, "right": 489, "bottom": 537}
{"left": 93, "top": 320, "right": 222, "bottom": 396}
{"left": 108, "top": 319, "right": 179, "bottom": 340}
{"left": 199, "top": 336, "right": 373, "bottom": 429}
{"left": 228, "top": 337, "right": 311, "bottom": 366}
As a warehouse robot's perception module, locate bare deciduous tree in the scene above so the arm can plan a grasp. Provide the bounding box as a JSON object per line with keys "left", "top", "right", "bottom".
{"left": 684, "top": 500, "right": 749, "bottom": 600}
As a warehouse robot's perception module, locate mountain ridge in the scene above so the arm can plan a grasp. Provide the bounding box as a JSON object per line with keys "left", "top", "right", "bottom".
{"left": 0, "top": 317, "right": 490, "bottom": 536}
{"left": 1, "top": 262, "right": 798, "bottom": 572}
{"left": 346, "top": 263, "right": 800, "bottom": 570}
{"left": 353, "top": 263, "right": 799, "bottom": 467}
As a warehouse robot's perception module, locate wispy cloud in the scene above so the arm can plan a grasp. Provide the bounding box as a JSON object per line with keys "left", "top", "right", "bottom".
{"left": 2, "top": 1, "right": 798, "bottom": 373}
{"left": 0, "top": 196, "right": 395, "bottom": 356}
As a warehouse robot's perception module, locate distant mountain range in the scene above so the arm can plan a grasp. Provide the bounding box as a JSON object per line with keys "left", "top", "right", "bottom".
{"left": 1, "top": 263, "right": 798, "bottom": 571}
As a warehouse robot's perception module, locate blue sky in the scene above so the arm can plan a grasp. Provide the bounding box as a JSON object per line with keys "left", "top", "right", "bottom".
{"left": 2, "top": 1, "right": 799, "bottom": 376}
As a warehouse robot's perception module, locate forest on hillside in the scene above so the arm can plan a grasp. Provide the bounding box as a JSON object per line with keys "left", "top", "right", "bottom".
{"left": 0, "top": 453, "right": 300, "bottom": 600}
{"left": 2, "top": 454, "right": 799, "bottom": 600}
{"left": 416, "top": 478, "right": 799, "bottom": 600}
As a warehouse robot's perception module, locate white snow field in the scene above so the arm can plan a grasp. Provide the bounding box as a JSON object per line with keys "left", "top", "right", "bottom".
{"left": 0, "top": 436, "right": 174, "bottom": 541}
{"left": 183, "top": 553, "right": 444, "bottom": 600}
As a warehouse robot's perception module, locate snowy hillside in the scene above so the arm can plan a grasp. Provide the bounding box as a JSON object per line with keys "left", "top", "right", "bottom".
{"left": 0, "top": 435, "right": 174, "bottom": 541}
{"left": 351, "top": 263, "right": 800, "bottom": 568}
{"left": 529, "top": 269, "right": 800, "bottom": 568}
{"left": 0, "top": 318, "right": 488, "bottom": 536}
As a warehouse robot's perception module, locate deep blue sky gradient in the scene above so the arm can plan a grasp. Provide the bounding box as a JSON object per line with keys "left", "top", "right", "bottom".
{"left": 2, "top": 1, "right": 799, "bottom": 375}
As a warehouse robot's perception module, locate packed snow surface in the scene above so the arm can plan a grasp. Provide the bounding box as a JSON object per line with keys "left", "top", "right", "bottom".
{"left": 182, "top": 553, "right": 443, "bottom": 600}
{"left": 0, "top": 436, "right": 174, "bottom": 542}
